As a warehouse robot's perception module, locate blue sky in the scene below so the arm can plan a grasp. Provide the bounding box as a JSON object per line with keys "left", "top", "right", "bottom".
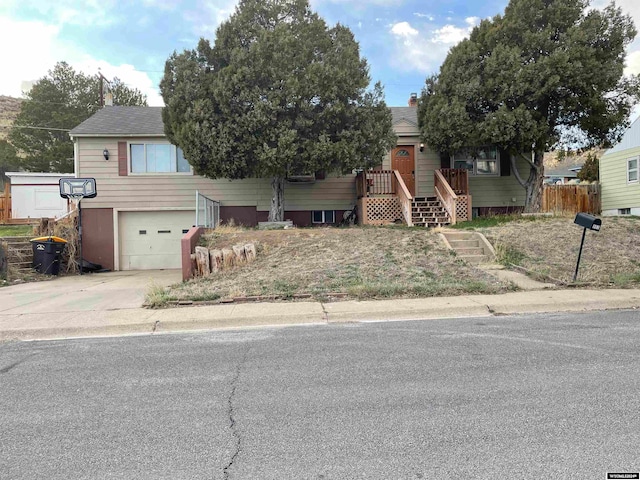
{"left": 1, "top": 0, "right": 639, "bottom": 110}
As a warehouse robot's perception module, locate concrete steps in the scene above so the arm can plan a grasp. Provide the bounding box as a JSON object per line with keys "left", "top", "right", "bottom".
{"left": 440, "top": 231, "right": 495, "bottom": 264}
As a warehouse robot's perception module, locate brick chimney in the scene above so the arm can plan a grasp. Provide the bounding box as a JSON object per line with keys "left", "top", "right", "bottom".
{"left": 408, "top": 92, "right": 418, "bottom": 107}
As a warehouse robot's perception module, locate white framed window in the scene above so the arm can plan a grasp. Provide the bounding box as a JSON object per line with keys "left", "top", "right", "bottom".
{"left": 627, "top": 157, "right": 638, "bottom": 183}
{"left": 312, "top": 210, "right": 335, "bottom": 224}
{"left": 451, "top": 146, "right": 499, "bottom": 176}
{"left": 129, "top": 142, "right": 192, "bottom": 174}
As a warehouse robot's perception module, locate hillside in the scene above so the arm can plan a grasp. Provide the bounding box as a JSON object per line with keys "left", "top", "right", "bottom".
{"left": 0, "top": 95, "right": 22, "bottom": 141}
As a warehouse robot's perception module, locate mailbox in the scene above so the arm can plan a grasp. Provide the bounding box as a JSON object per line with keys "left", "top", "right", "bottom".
{"left": 574, "top": 213, "right": 601, "bottom": 231}
{"left": 572, "top": 213, "right": 602, "bottom": 282}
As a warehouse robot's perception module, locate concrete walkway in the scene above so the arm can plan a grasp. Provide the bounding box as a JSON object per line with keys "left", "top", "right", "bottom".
{"left": 1, "top": 279, "right": 638, "bottom": 341}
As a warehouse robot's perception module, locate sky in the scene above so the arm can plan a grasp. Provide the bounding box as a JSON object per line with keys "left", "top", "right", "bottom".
{"left": 1, "top": 0, "right": 639, "bottom": 112}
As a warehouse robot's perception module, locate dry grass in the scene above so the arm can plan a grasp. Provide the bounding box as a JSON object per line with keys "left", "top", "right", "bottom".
{"left": 150, "top": 226, "right": 516, "bottom": 307}
{"left": 475, "top": 215, "right": 640, "bottom": 286}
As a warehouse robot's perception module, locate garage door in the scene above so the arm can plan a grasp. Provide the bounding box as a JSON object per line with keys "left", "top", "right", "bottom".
{"left": 119, "top": 210, "right": 194, "bottom": 270}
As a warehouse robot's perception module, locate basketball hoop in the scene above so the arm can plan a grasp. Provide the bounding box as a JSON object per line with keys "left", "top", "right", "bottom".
{"left": 59, "top": 178, "right": 97, "bottom": 275}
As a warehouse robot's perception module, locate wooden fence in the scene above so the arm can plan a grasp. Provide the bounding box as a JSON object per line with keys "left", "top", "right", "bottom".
{"left": 0, "top": 189, "right": 10, "bottom": 222}
{"left": 541, "top": 184, "right": 600, "bottom": 215}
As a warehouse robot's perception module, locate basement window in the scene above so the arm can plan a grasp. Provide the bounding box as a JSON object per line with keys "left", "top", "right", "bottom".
{"left": 619, "top": 208, "right": 631, "bottom": 215}
{"left": 312, "top": 210, "right": 335, "bottom": 224}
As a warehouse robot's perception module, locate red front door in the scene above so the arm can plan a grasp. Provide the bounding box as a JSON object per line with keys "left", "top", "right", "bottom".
{"left": 391, "top": 145, "right": 415, "bottom": 196}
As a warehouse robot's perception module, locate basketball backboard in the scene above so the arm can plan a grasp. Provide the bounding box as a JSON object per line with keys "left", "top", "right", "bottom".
{"left": 59, "top": 178, "right": 97, "bottom": 199}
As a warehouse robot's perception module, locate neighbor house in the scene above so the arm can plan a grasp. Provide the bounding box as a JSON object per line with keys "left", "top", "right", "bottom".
{"left": 69, "top": 97, "right": 529, "bottom": 271}
{"left": 600, "top": 116, "right": 640, "bottom": 216}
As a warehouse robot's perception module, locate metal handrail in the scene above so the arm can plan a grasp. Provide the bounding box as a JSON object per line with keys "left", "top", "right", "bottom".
{"left": 195, "top": 190, "right": 220, "bottom": 228}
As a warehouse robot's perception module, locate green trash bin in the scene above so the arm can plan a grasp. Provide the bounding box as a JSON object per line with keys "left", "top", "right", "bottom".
{"left": 30, "top": 236, "right": 67, "bottom": 275}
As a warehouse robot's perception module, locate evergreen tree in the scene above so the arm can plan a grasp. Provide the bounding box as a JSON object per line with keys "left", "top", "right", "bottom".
{"left": 161, "top": 0, "right": 396, "bottom": 221}
{"left": 577, "top": 152, "right": 599, "bottom": 182}
{"left": 10, "top": 62, "right": 147, "bottom": 173}
{"left": 0, "top": 140, "right": 20, "bottom": 190}
{"left": 419, "top": 0, "right": 639, "bottom": 211}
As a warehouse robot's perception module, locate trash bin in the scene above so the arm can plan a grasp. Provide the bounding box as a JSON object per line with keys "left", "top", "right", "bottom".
{"left": 30, "top": 236, "right": 67, "bottom": 275}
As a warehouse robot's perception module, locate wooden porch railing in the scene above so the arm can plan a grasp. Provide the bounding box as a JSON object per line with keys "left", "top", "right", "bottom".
{"left": 434, "top": 170, "right": 458, "bottom": 225}
{"left": 356, "top": 170, "right": 413, "bottom": 226}
{"left": 439, "top": 168, "right": 469, "bottom": 195}
{"left": 356, "top": 170, "right": 396, "bottom": 197}
{"left": 392, "top": 171, "right": 413, "bottom": 227}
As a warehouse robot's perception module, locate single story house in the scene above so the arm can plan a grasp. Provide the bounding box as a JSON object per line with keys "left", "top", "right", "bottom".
{"left": 5, "top": 172, "right": 74, "bottom": 219}
{"left": 69, "top": 99, "right": 529, "bottom": 271}
{"left": 600, "top": 116, "right": 640, "bottom": 216}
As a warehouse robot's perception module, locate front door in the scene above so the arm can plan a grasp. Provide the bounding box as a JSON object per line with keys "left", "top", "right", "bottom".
{"left": 391, "top": 145, "right": 416, "bottom": 196}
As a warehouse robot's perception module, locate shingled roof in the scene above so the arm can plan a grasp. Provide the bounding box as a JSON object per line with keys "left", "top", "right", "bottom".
{"left": 69, "top": 106, "right": 165, "bottom": 136}
{"left": 70, "top": 105, "right": 419, "bottom": 136}
{"left": 390, "top": 106, "right": 418, "bottom": 126}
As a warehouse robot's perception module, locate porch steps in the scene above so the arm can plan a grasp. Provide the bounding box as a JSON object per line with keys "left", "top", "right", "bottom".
{"left": 1, "top": 236, "right": 34, "bottom": 272}
{"left": 440, "top": 231, "right": 495, "bottom": 264}
{"left": 411, "top": 196, "right": 451, "bottom": 228}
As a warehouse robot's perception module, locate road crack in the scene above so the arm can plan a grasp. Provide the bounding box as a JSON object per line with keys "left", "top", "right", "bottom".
{"left": 223, "top": 343, "right": 250, "bottom": 480}
{"left": 320, "top": 302, "right": 329, "bottom": 323}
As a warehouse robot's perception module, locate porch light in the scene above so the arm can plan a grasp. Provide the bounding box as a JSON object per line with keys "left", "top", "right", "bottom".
{"left": 103, "top": 148, "right": 109, "bottom": 160}
{"left": 419, "top": 143, "right": 424, "bottom": 152}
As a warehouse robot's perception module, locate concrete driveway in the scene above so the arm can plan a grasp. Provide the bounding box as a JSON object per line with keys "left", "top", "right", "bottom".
{"left": 0, "top": 270, "right": 181, "bottom": 315}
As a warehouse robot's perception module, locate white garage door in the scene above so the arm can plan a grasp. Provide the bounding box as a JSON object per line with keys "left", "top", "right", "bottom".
{"left": 119, "top": 210, "right": 194, "bottom": 270}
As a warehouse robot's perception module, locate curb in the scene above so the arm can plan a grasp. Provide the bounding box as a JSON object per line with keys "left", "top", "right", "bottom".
{"left": 2, "top": 289, "right": 640, "bottom": 342}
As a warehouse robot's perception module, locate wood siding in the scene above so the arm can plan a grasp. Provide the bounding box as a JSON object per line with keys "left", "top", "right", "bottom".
{"left": 600, "top": 146, "right": 640, "bottom": 212}
{"left": 76, "top": 137, "right": 358, "bottom": 212}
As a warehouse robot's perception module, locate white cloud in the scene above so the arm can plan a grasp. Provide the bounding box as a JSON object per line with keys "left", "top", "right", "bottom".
{"left": 25, "top": 0, "right": 121, "bottom": 27}
{"left": 432, "top": 25, "right": 470, "bottom": 44}
{"left": 625, "top": 50, "right": 640, "bottom": 76}
{"left": 184, "top": 0, "right": 238, "bottom": 37}
{"left": 388, "top": 17, "right": 480, "bottom": 74}
{"left": 390, "top": 21, "right": 418, "bottom": 38}
{"left": 414, "top": 12, "right": 434, "bottom": 21}
{"left": 0, "top": 17, "right": 162, "bottom": 106}
{"left": 465, "top": 16, "right": 480, "bottom": 26}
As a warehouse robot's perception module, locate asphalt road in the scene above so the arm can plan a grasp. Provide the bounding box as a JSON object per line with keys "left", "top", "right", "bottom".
{"left": 1, "top": 310, "right": 639, "bottom": 479}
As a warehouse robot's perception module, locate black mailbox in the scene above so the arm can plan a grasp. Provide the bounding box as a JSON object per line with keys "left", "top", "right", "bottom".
{"left": 574, "top": 213, "right": 601, "bottom": 231}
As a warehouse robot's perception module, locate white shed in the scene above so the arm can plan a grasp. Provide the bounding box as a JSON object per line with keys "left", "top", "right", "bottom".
{"left": 5, "top": 172, "right": 75, "bottom": 219}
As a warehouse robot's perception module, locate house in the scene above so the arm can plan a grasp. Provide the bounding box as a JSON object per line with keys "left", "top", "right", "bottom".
{"left": 600, "top": 116, "right": 640, "bottom": 216}
{"left": 4, "top": 172, "right": 74, "bottom": 219}
{"left": 543, "top": 165, "right": 582, "bottom": 185}
{"left": 69, "top": 98, "right": 530, "bottom": 271}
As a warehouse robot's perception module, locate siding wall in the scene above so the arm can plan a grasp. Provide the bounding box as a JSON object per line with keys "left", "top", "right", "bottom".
{"left": 76, "top": 137, "right": 357, "bottom": 212}
{"left": 468, "top": 155, "right": 528, "bottom": 208}
{"left": 77, "top": 134, "right": 529, "bottom": 214}
{"left": 600, "top": 146, "right": 640, "bottom": 213}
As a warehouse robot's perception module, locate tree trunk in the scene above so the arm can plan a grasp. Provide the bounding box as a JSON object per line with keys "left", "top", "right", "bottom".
{"left": 269, "top": 176, "right": 285, "bottom": 222}
{"left": 511, "top": 150, "right": 545, "bottom": 213}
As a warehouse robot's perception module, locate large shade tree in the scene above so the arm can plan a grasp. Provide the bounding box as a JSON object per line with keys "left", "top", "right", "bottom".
{"left": 419, "top": 0, "right": 639, "bottom": 211}
{"left": 160, "top": 0, "right": 396, "bottom": 221}
{"left": 10, "top": 62, "right": 147, "bottom": 173}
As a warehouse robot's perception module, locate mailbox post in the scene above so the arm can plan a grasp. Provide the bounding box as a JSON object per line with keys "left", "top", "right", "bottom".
{"left": 573, "top": 213, "right": 601, "bottom": 282}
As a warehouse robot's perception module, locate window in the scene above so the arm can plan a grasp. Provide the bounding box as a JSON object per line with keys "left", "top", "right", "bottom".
{"left": 627, "top": 157, "right": 638, "bottom": 183}
{"left": 312, "top": 210, "right": 335, "bottom": 224}
{"left": 619, "top": 208, "right": 631, "bottom": 215}
{"left": 130, "top": 143, "right": 191, "bottom": 174}
{"left": 452, "top": 146, "right": 498, "bottom": 176}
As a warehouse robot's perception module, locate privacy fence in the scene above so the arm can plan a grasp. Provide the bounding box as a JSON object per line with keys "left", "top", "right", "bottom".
{"left": 541, "top": 184, "right": 600, "bottom": 215}
{"left": 0, "top": 189, "right": 10, "bottom": 222}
